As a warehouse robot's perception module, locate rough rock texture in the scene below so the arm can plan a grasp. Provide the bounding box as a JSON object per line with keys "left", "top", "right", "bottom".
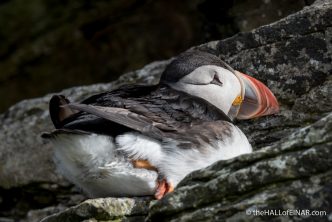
{"left": 0, "top": 60, "right": 166, "bottom": 189}
{"left": 0, "top": 61, "right": 168, "bottom": 220}
{"left": 146, "top": 1, "right": 332, "bottom": 220}
{"left": 41, "top": 198, "right": 151, "bottom": 222}
{"left": 195, "top": 0, "right": 332, "bottom": 150}
{"left": 0, "top": 0, "right": 310, "bottom": 113}
{"left": 40, "top": 113, "right": 332, "bottom": 222}
{"left": 148, "top": 113, "right": 332, "bottom": 221}
{"left": 0, "top": 0, "right": 331, "bottom": 221}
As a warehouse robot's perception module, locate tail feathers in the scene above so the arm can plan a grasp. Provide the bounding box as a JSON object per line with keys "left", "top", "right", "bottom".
{"left": 50, "top": 95, "right": 78, "bottom": 128}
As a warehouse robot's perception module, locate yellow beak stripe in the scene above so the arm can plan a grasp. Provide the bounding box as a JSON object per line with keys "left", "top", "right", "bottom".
{"left": 232, "top": 95, "right": 243, "bottom": 106}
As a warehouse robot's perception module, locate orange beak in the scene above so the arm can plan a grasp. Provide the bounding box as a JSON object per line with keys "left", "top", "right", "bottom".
{"left": 236, "top": 71, "right": 279, "bottom": 119}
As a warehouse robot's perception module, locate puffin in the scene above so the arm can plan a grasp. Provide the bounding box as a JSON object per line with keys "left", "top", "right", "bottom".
{"left": 42, "top": 51, "right": 279, "bottom": 199}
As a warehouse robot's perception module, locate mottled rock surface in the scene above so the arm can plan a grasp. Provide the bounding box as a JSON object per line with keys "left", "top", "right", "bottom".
{"left": 0, "top": 0, "right": 331, "bottom": 221}
{"left": 0, "top": 0, "right": 308, "bottom": 113}
{"left": 0, "top": 61, "right": 168, "bottom": 220}
{"left": 146, "top": 1, "right": 332, "bottom": 220}
{"left": 41, "top": 198, "right": 151, "bottom": 222}
{"left": 195, "top": 0, "right": 332, "bottom": 149}
{"left": 148, "top": 113, "right": 332, "bottom": 221}
{"left": 0, "top": 60, "right": 166, "bottom": 189}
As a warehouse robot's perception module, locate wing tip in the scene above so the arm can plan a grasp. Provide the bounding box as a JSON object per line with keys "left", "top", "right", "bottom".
{"left": 49, "top": 95, "right": 78, "bottom": 128}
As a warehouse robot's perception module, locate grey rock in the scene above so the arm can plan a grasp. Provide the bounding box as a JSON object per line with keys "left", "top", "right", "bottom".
{"left": 0, "top": 0, "right": 306, "bottom": 114}
{"left": 22, "top": 205, "right": 67, "bottom": 222}
{"left": 194, "top": 0, "right": 332, "bottom": 149}
{"left": 146, "top": 0, "right": 332, "bottom": 221}
{"left": 0, "top": 218, "right": 14, "bottom": 222}
{"left": 0, "top": 61, "right": 167, "bottom": 221}
{"left": 41, "top": 197, "right": 151, "bottom": 222}
{"left": 197, "top": 1, "right": 332, "bottom": 108}
{"left": 148, "top": 113, "right": 332, "bottom": 221}
{"left": 0, "top": 60, "right": 168, "bottom": 189}
{"left": 1, "top": 0, "right": 331, "bottom": 221}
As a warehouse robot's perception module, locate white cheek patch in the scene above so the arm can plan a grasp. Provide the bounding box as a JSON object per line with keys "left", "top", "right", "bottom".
{"left": 179, "top": 67, "right": 214, "bottom": 85}
{"left": 171, "top": 83, "right": 235, "bottom": 115}
{"left": 169, "top": 65, "right": 242, "bottom": 115}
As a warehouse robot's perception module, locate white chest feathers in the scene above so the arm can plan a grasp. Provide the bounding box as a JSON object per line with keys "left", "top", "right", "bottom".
{"left": 51, "top": 134, "right": 158, "bottom": 197}
{"left": 50, "top": 125, "right": 252, "bottom": 198}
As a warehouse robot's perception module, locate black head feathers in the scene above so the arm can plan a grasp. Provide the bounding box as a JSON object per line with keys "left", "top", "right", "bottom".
{"left": 160, "top": 51, "right": 231, "bottom": 83}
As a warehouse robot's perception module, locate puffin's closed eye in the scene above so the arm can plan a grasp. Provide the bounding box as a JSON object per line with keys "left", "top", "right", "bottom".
{"left": 210, "top": 75, "right": 223, "bottom": 86}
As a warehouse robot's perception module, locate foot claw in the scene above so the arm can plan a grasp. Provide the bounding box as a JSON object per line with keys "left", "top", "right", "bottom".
{"left": 154, "top": 179, "right": 174, "bottom": 200}
{"left": 131, "top": 160, "right": 173, "bottom": 199}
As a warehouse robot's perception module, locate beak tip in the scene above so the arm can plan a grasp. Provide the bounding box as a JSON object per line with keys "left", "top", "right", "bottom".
{"left": 236, "top": 72, "right": 280, "bottom": 119}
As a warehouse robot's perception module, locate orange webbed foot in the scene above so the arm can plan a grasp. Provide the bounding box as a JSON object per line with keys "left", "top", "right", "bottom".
{"left": 154, "top": 178, "right": 174, "bottom": 200}
{"left": 132, "top": 159, "right": 157, "bottom": 171}
{"left": 131, "top": 159, "right": 173, "bottom": 199}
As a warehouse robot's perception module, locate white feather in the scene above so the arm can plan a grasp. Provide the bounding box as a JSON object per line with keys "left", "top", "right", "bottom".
{"left": 115, "top": 132, "right": 164, "bottom": 167}
{"left": 52, "top": 133, "right": 157, "bottom": 197}
{"left": 51, "top": 125, "right": 251, "bottom": 197}
{"left": 158, "top": 125, "right": 252, "bottom": 186}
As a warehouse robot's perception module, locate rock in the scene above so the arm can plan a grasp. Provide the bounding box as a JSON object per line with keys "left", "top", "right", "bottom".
{"left": 40, "top": 197, "right": 151, "bottom": 222}
{"left": 199, "top": 0, "right": 313, "bottom": 38}
{"left": 194, "top": 0, "right": 332, "bottom": 149}
{"left": 22, "top": 205, "right": 67, "bottom": 222}
{"left": 148, "top": 113, "right": 332, "bottom": 221}
{"left": 0, "top": 0, "right": 308, "bottom": 113}
{"left": 0, "top": 60, "right": 167, "bottom": 189}
{"left": 0, "top": 0, "right": 197, "bottom": 113}
{"left": 0, "top": 61, "right": 168, "bottom": 221}
{"left": 145, "top": 1, "right": 332, "bottom": 220}
{"left": 0, "top": 0, "right": 331, "bottom": 221}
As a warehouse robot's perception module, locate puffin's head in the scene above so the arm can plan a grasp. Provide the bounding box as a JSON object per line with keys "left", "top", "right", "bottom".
{"left": 160, "top": 51, "right": 279, "bottom": 120}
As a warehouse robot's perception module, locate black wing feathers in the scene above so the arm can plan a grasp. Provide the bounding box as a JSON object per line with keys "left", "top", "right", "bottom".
{"left": 50, "top": 85, "right": 232, "bottom": 140}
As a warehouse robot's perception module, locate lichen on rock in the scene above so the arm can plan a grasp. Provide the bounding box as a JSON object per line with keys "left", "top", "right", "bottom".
{"left": 41, "top": 197, "right": 151, "bottom": 222}
{"left": 0, "top": 0, "right": 331, "bottom": 221}
{"left": 147, "top": 113, "right": 332, "bottom": 221}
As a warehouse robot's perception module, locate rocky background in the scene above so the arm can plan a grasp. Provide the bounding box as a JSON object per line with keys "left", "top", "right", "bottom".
{"left": 0, "top": 0, "right": 314, "bottom": 113}
{"left": 0, "top": 0, "right": 331, "bottom": 221}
